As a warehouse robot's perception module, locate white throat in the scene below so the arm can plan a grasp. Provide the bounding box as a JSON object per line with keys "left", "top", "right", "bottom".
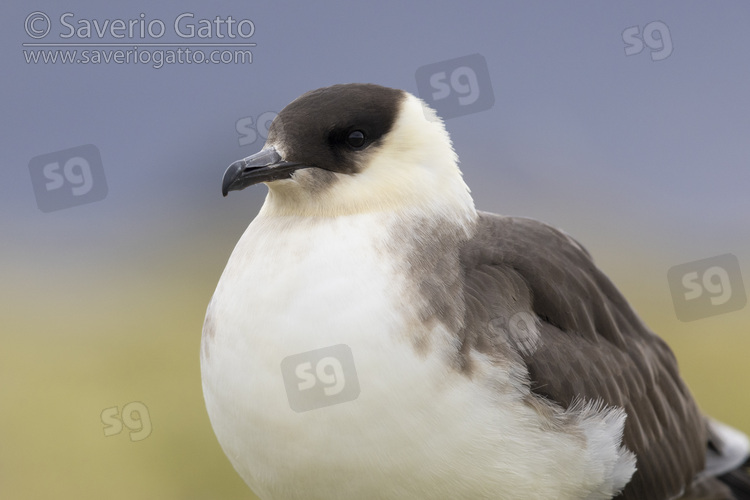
{"left": 258, "top": 94, "right": 476, "bottom": 224}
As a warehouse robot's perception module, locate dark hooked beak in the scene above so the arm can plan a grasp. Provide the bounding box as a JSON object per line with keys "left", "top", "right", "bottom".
{"left": 221, "top": 147, "right": 310, "bottom": 196}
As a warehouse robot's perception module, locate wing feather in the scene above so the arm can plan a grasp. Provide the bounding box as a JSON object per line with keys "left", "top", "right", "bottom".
{"left": 458, "top": 212, "right": 707, "bottom": 499}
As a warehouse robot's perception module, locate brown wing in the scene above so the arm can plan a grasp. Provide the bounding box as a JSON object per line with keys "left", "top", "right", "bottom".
{"left": 458, "top": 212, "right": 707, "bottom": 500}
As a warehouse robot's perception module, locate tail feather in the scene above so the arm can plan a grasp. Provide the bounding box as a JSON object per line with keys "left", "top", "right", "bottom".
{"left": 684, "top": 419, "right": 750, "bottom": 500}
{"left": 718, "top": 458, "right": 750, "bottom": 500}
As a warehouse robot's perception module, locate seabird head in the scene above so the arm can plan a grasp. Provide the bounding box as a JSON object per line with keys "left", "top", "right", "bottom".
{"left": 222, "top": 83, "right": 475, "bottom": 218}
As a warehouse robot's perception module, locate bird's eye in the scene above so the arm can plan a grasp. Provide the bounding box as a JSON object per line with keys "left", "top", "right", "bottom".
{"left": 346, "top": 130, "right": 366, "bottom": 149}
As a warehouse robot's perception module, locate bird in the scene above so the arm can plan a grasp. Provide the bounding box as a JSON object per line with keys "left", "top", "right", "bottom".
{"left": 201, "top": 83, "right": 750, "bottom": 499}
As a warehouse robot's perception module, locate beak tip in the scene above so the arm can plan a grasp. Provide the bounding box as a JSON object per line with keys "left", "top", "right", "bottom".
{"left": 220, "top": 148, "right": 295, "bottom": 196}
{"left": 221, "top": 160, "right": 243, "bottom": 198}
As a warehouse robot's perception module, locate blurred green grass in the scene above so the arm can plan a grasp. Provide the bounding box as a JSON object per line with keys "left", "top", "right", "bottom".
{"left": 1, "top": 250, "right": 259, "bottom": 500}
{"left": 1, "top": 245, "right": 747, "bottom": 499}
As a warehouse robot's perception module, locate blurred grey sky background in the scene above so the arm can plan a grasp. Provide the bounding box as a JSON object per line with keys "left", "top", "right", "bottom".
{"left": 3, "top": 2, "right": 750, "bottom": 277}
{"left": 2, "top": 2, "right": 749, "bottom": 499}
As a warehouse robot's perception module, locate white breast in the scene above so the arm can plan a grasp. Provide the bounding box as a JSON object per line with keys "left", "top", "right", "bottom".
{"left": 201, "top": 212, "right": 633, "bottom": 500}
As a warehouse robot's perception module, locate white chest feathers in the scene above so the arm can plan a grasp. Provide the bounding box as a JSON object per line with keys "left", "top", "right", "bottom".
{"left": 200, "top": 212, "right": 635, "bottom": 500}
